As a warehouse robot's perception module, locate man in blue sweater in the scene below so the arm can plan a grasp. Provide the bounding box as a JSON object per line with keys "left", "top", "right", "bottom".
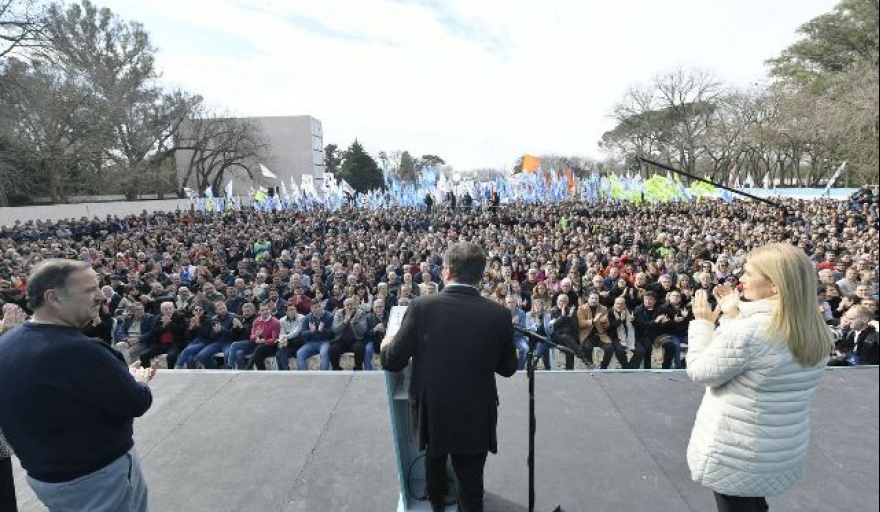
{"left": 0, "top": 259, "right": 155, "bottom": 511}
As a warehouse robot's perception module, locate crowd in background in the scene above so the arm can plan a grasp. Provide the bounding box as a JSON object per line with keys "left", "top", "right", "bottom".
{"left": 1, "top": 195, "right": 878, "bottom": 369}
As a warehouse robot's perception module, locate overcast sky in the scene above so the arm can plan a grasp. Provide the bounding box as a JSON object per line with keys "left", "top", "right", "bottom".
{"left": 99, "top": 0, "right": 838, "bottom": 171}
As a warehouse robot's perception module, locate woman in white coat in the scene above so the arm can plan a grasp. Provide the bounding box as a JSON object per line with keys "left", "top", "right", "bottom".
{"left": 687, "top": 243, "right": 832, "bottom": 512}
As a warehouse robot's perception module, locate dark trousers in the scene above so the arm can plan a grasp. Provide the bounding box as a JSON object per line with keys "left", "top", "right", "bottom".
{"left": 329, "top": 339, "right": 365, "bottom": 370}
{"left": 139, "top": 342, "right": 185, "bottom": 369}
{"left": 714, "top": 492, "right": 768, "bottom": 512}
{"left": 248, "top": 344, "right": 278, "bottom": 370}
{"left": 1, "top": 456, "right": 17, "bottom": 512}
{"left": 425, "top": 452, "right": 488, "bottom": 512}
{"left": 553, "top": 333, "right": 578, "bottom": 370}
{"left": 628, "top": 337, "right": 653, "bottom": 369}
{"left": 582, "top": 338, "right": 628, "bottom": 369}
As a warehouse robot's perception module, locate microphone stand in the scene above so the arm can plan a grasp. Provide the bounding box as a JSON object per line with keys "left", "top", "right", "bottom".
{"left": 514, "top": 324, "right": 576, "bottom": 512}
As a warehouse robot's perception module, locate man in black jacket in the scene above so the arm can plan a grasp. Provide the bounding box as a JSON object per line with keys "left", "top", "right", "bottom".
{"left": 381, "top": 242, "right": 517, "bottom": 512}
{"left": 138, "top": 301, "right": 188, "bottom": 368}
{"left": 631, "top": 291, "right": 663, "bottom": 369}
{"left": 829, "top": 305, "right": 879, "bottom": 366}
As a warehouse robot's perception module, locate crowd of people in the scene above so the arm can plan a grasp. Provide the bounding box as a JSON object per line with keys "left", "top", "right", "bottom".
{"left": 1, "top": 195, "right": 878, "bottom": 370}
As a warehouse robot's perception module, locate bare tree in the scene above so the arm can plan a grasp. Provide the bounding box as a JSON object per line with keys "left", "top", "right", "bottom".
{"left": 1, "top": 0, "right": 44, "bottom": 58}
{"left": 602, "top": 69, "right": 726, "bottom": 177}
{"left": 176, "top": 105, "right": 267, "bottom": 196}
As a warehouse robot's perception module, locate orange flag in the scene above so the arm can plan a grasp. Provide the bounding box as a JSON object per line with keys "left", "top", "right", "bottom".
{"left": 522, "top": 154, "right": 540, "bottom": 173}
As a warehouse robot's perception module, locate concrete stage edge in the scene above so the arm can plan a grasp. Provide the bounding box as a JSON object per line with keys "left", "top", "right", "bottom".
{"left": 13, "top": 368, "right": 879, "bottom": 512}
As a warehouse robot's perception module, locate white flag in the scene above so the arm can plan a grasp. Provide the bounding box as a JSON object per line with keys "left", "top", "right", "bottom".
{"left": 224, "top": 180, "right": 233, "bottom": 199}
{"left": 260, "top": 164, "right": 278, "bottom": 180}
{"left": 323, "top": 172, "right": 336, "bottom": 192}
{"left": 762, "top": 174, "right": 770, "bottom": 190}
{"left": 301, "top": 175, "right": 316, "bottom": 196}
{"left": 183, "top": 187, "right": 197, "bottom": 200}
{"left": 340, "top": 178, "right": 356, "bottom": 196}
{"left": 824, "top": 162, "right": 847, "bottom": 194}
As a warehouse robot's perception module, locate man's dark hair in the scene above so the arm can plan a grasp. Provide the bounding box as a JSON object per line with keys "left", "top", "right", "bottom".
{"left": 642, "top": 290, "right": 657, "bottom": 300}
{"left": 27, "top": 259, "right": 90, "bottom": 311}
{"left": 844, "top": 293, "right": 862, "bottom": 304}
{"left": 443, "top": 242, "right": 486, "bottom": 286}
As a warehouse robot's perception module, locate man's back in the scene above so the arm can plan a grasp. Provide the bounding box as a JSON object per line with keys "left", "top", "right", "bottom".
{"left": 382, "top": 285, "right": 517, "bottom": 456}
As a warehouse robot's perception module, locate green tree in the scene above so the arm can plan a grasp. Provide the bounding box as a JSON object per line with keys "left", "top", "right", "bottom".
{"left": 324, "top": 143, "right": 342, "bottom": 174}
{"left": 398, "top": 150, "right": 418, "bottom": 182}
{"left": 0, "top": 56, "right": 109, "bottom": 203}
{"left": 41, "top": 0, "right": 199, "bottom": 199}
{"left": 767, "top": 0, "right": 879, "bottom": 183}
{"left": 338, "top": 139, "right": 382, "bottom": 193}
{"left": 0, "top": 0, "right": 206, "bottom": 203}
{"left": 418, "top": 154, "right": 445, "bottom": 168}
{"left": 768, "top": 0, "right": 878, "bottom": 89}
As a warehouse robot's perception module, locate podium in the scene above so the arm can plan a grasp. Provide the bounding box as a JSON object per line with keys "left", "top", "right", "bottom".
{"left": 386, "top": 365, "right": 457, "bottom": 511}
{"left": 384, "top": 305, "right": 457, "bottom": 511}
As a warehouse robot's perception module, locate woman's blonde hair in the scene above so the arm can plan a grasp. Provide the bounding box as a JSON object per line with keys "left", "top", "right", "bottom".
{"left": 748, "top": 243, "right": 832, "bottom": 367}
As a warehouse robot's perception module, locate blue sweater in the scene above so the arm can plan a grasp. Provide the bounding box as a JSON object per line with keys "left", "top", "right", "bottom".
{"left": 0, "top": 323, "right": 153, "bottom": 482}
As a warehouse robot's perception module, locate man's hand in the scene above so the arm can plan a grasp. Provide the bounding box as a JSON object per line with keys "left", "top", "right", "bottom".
{"left": 129, "top": 361, "right": 155, "bottom": 383}
{"left": 380, "top": 335, "right": 394, "bottom": 350}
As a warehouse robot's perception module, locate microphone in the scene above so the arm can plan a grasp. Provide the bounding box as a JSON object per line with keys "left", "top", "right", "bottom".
{"left": 512, "top": 324, "right": 548, "bottom": 343}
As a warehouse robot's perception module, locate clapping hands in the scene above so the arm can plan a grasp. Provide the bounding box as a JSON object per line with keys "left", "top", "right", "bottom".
{"left": 129, "top": 361, "right": 156, "bottom": 383}
{"left": 692, "top": 285, "right": 740, "bottom": 324}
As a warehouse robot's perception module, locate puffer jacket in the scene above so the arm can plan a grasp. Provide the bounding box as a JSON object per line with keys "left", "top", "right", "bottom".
{"left": 686, "top": 298, "right": 827, "bottom": 497}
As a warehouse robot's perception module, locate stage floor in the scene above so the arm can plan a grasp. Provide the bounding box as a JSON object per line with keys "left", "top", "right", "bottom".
{"left": 13, "top": 368, "right": 879, "bottom": 512}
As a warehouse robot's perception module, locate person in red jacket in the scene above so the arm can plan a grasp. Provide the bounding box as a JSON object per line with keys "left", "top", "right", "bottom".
{"left": 228, "top": 303, "right": 281, "bottom": 369}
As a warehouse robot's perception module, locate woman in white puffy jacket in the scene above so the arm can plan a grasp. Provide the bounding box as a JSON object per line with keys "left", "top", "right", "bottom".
{"left": 687, "top": 243, "right": 832, "bottom": 512}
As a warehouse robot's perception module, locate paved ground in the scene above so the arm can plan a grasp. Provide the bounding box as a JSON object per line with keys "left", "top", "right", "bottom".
{"left": 13, "top": 368, "right": 879, "bottom": 511}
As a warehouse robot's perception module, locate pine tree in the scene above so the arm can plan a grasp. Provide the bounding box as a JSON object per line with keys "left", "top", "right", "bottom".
{"left": 338, "top": 139, "right": 383, "bottom": 193}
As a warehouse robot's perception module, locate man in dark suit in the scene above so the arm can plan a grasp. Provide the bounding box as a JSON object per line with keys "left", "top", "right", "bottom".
{"left": 829, "top": 305, "right": 879, "bottom": 366}
{"left": 381, "top": 242, "right": 518, "bottom": 512}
